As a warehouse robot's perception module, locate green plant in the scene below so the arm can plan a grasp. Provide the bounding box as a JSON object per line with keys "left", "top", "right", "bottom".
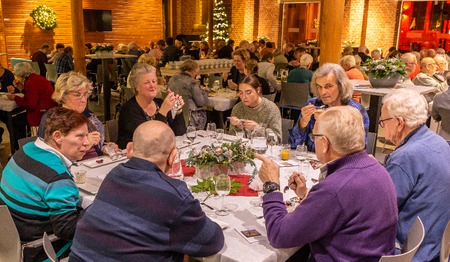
{"left": 91, "top": 44, "right": 114, "bottom": 53}
{"left": 30, "top": 5, "right": 58, "bottom": 30}
{"left": 361, "top": 58, "right": 407, "bottom": 79}
{"left": 191, "top": 177, "right": 243, "bottom": 195}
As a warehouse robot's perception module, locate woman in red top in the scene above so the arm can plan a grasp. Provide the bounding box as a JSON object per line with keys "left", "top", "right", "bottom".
{"left": 6, "top": 62, "right": 56, "bottom": 127}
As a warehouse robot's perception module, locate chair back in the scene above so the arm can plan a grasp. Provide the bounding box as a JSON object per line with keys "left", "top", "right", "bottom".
{"left": 43, "top": 232, "right": 58, "bottom": 262}
{"left": 279, "top": 82, "right": 309, "bottom": 109}
{"left": 281, "top": 118, "right": 294, "bottom": 144}
{"left": 29, "top": 62, "right": 40, "bottom": 75}
{"left": 10, "top": 58, "right": 31, "bottom": 71}
{"left": 45, "top": 64, "right": 58, "bottom": 82}
{"left": 18, "top": 136, "right": 37, "bottom": 148}
{"left": 106, "top": 119, "right": 119, "bottom": 143}
{"left": 366, "top": 132, "right": 377, "bottom": 155}
{"left": 275, "top": 63, "right": 288, "bottom": 72}
{"left": 441, "top": 219, "right": 450, "bottom": 262}
{"left": 263, "top": 93, "right": 276, "bottom": 102}
{"left": 379, "top": 217, "right": 425, "bottom": 262}
{"left": 0, "top": 205, "right": 21, "bottom": 262}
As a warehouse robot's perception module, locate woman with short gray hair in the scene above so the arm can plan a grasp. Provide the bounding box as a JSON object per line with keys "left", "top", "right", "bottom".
{"left": 167, "top": 59, "right": 209, "bottom": 129}
{"left": 289, "top": 63, "right": 369, "bottom": 152}
{"left": 117, "top": 63, "right": 186, "bottom": 148}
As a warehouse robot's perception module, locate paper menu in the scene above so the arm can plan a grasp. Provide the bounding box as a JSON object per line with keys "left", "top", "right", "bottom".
{"left": 235, "top": 226, "right": 267, "bottom": 243}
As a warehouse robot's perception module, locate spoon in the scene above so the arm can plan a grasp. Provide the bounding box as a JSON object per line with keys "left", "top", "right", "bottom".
{"left": 283, "top": 181, "right": 295, "bottom": 193}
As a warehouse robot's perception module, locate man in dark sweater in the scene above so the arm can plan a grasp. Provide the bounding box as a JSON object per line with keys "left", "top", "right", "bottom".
{"left": 257, "top": 106, "right": 398, "bottom": 261}
{"left": 70, "top": 121, "right": 224, "bottom": 261}
{"left": 31, "top": 43, "right": 49, "bottom": 77}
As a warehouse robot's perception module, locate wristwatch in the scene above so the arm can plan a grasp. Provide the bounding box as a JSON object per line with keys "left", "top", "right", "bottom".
{"left": 263, "top": 181, "right": 280, "bottom": 194}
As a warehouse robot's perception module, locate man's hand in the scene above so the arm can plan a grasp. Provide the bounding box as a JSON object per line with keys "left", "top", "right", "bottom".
{"left": 255, "top": 153, "right": 280, "bottom": 185}
{"left": 288, "top": 172, "right": 308, "bottom": 199}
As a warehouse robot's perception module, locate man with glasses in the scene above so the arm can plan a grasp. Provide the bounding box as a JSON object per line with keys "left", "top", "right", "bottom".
{"left": 412, "top": 57, "right": 448, "bottom": 102}
{"left": 401, "top": 52, "right": 420, "bottom": 80}
{"left": 256, "top": 106, "right": 398, "bottom": 261}
{"left": 381, "top": 89, "right": 450, "bottom": 262}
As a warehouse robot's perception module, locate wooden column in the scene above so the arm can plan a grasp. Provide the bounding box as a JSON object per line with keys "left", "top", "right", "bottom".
{"left": 318, "top": 0, "right": 345, "bottom": 65}
{"left": 208, "top": 0, "right": 214, "bottom": 48}
{"left": 360, "top": 0, "right": 369, "bottom": 45}
{"left": 71, "top": 0, "right": 86, "bottom": 75}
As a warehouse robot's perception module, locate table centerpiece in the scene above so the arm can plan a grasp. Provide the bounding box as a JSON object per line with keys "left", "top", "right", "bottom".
{"left": 91, "top": 44, "right": 114, "bottom": 58}
{"left": 362, "top": 58, "right": 407, "bottom": 88}
{"left": 185, "top": 140, "right": 257, "bottom": 182}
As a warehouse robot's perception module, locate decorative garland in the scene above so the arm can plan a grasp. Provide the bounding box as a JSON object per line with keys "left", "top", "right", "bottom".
{"left": 30, "top": 5, "right": 58, "bottom": 30}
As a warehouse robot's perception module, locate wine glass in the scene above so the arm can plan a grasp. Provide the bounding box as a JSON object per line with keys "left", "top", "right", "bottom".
{"left": 266, "top": 131, "right": 278, "bottom": 159}
{"left": 186, "top": 126, "right": 197, "bottom": 148}
{"left": 215, "top": 174, "right": 231, "bottom": 216}
{"left": 295, "top": 144, "right": 308, "bottom": 161}
{"left": 213, "top": 80, "right": 221, "bottom": 91}
{"left": 203, "top": 75, "right": 210, "bottom": 87}
{"left": 206, "top": 122, "right": 217, "bottom": 141}
{"left": 216, "top": 128, "right": 224, "bottom": 143}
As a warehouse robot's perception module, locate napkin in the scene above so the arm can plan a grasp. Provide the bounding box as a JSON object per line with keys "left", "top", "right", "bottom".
{"left": 229, "top": 175, "right": 258, "bottom": 196}
{"left": 209, "top": 217, "right": 229, "bottom": 229}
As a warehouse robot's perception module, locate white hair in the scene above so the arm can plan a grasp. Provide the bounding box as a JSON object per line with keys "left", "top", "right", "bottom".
{"left": 382, "top": 89, "right": 429, "bottom": 128}
{"left": 13, "top": 62, "right": 33, "bottom": 78}
{"left": 300, "top": 54, "right": 313, "bottom": 66}
{"left": 317, "top": 106, "right": 365, "bottom": 155}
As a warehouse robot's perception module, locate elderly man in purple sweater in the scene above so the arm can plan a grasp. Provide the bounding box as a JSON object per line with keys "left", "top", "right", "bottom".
{"left": 256, "top": 106, "right": 398, "bottom": 261}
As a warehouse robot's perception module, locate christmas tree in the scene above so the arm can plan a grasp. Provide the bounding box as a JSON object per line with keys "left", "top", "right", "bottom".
{"left": 202, "top": 0, "right": 230, "bottom": 42}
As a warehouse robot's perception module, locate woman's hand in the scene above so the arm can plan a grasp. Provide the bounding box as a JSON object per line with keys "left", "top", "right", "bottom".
{"left": 101, "top": 142, "right": 121, "bottom": 155}
{"left": 87, "top": 131, "right": 102, "bottom": 146}
{"left": 5, "top": 93, "right": 15, "bottom": 101}
{"left": 159, "top": 91, "right": 178, "bottom": 116}
{"left": 299, "top": 104, "right": 315, "bottom": 128}
{"left": 7, "top": 85, "right": 15, "bottom": 93}
{"left": 242, "top": 120, "right": 259, "bottom": 131}
{"left": 288, "top": 172, "right": 307, "bottom": 199}
{"left": 227, "top": 79, "right": 238, "bottom": 90}
{"left": 228, "top": 116, "right": 243, "bottom": 129}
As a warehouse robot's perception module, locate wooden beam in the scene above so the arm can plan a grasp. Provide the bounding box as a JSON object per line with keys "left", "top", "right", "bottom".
{"left": 318, "top": 0, "right": 345, "bottom": 65}
{"left": 360, "top": 0, "right": 369, "bottom": 45}
{"left": 70, "top": 0, "right": 86, "bottom": 75}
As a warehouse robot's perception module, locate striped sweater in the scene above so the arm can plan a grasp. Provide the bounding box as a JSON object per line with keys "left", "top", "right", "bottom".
{"left": 0, "top": 141, "right": 81, "bottom": 242}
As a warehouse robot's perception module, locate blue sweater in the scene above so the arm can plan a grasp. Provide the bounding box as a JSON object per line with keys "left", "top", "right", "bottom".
{"left": 70, "top": 157, "right": 224, "bottom": 261}
{"left": 385, "top": 125, "right": 450, "bottom": 262}
{"left": 263, "top": 151, "right": 398, "bottom": 261}
{"left": 289, "top": 97, "right": 369, "bottom": 151}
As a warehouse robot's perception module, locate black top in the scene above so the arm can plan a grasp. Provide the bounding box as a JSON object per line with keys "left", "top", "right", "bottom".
{"left": 117, "top": 96, "right": 186, "bottom": 149}
{"left": 218, "top": 45, "right": 233, "bottom": 59}
{"left": 0, "top": 68, "right": 15, "bottom": 92}
{"left": 228, "top": 66, "right": 246, "bottom": 86}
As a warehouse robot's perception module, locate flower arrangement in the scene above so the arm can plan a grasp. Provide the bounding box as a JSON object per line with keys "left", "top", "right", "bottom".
{"left": 342, "top": 40, "right": 355, "bottom": 46}
{"left": 191, "top": 177, "right": 243, "bottom": 195}
{"left": 306, "top": 39, "right": 318, "bottom": 47}
{"left": 30, "top": 5, "right": 58, "bottom": 30}
{"left": 361, "top": 58, "right": 407, "bottom": 79}
{"left": 91, "top": 44, "right": 114, "bottom": 53}
{"left": 186, "top": 140, "right": 257, "bottom": 181}
{"left": 258, "top": 36, "right": 270, "bottom": 42}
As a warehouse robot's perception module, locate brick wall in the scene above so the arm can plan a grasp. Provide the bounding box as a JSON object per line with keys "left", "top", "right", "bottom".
{"left": 342, "top": 0, "right": 365, "bottom": 47}
{"left": 257, "top": 0, "right": 281, "bottom": 46}
{"left": 365, "top": 0, "right": 398, "bottom": 56}
{"left": 230, "top": 0, "right": 255, "bottom": 42}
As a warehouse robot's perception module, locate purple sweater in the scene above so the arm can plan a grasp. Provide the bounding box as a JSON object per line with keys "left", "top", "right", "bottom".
{"left": 263, "top": 151, "right": 398, "bottom": 261}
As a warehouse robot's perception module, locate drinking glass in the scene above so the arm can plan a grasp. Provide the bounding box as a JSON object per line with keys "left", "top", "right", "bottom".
{"left": 213, "top": 80, "right": 221, "bottom": 91}
{"left": 251, "top": 125, "right": 267, "bottom": 154}
{"left": 216, "top": 128, "right": 224, "bottom": 143}
{"left": 295, "top": 144, "right": 308, "bottom": 161}
{"left": 215, "top": 174, "right": 231, "bottom": 216}
{"left": 299, "top": 161, "right": 310, "bottom": 181}
{"left": 281, "top": 144, "right": 291, "bottom": 160}
{"left": 186, "top": 126, "right": 197, "bottom": 148}
{"left": 104, "top": 144, "right": 119, "bottom": 160}
{"left": 203, "top": 75, "right": 210, "bottom": 87}
{"left": 235, "top": 130, "right": 245, "bottom": 140}
{"left": 206, "top": 122, "right": 217, "bottom": 141}
{"left": 168, "top": 150, "right": 184, "bottom": 180}
{"left": 266, "top": 131, "right": 278, "bottom": 159}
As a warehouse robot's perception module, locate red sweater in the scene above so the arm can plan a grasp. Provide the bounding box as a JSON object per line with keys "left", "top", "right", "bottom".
{"left": 14, "top": 73, "right": 56, "bottom": 126}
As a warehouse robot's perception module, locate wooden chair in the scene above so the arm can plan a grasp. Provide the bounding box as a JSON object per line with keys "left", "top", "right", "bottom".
{"left": 441, "top": 219, "right": 450, "bottom": 262}
{"left": 379, "top": 217, "right": 425, "bottom": 262}
{"left": 279, "top": 82, "right": 309, "bottom": 119}
{"left": 105, "top": 119, "right": 119, "bottom": 143}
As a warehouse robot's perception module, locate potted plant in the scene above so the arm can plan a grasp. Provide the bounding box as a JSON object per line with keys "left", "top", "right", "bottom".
{"left": 91, "top": 44, "right": 114, "bottom": 57}
{"left": 362, "top": 58, "right": 407, "bottom": 88}
{"left": 185, "top": 140, "right": 257, "bottom": 181}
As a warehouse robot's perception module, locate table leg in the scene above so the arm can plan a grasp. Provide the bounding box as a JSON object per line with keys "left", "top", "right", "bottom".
{"left": 102, "top": 60, "right": 111, "bottom": 121}
{"left": 368, "top": 95, "right": 381, "bottom": 133}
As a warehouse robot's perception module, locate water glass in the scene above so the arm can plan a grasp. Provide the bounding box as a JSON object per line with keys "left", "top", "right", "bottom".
{"left": 104, "top": 144, "right": 118, "bottom": 160}
{"left": 186, "top": 126, "right": 197, "bottom": 144}
{"left": 299, "top": 161, "right": 310, "bottom": 181}
{"left": 74, "top": 169, "right": 87, "bottom": 184}
{"left": 215, "top": 174, "right": 231, "bottom": 216}
{"left": 266, "top": 131, "right": 278, "bottom": 159}
{"left": 216, "top": 129, "right": 224, "bottom": 142}
{"left": 295, "top": 144, "right": 308, "bottom": 161}
{"left": 235, "top": 130, "right": 245, "bottom": 139}
{"left": 206, "top": 122, "right": 217, "bottom": 140}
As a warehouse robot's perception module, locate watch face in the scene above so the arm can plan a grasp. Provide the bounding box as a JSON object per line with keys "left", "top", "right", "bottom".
{"left": 263, "top": 182, "right": 280, "bottom": 193}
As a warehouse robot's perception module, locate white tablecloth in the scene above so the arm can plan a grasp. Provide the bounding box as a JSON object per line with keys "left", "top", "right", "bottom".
{"left": 73, "top": 135, "right": 321, "bottom": 262}
{"left": 207, "top": 90, "right": 239, "bottom": 111}
{"left": 0, "top": 95, "right": 19, "bottom": 111}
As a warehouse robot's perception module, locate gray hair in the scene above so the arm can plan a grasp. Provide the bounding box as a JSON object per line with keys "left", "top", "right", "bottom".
{"left": 311, "top": 63, "right": 353, "bottom": 104}
{"left": 14, "top": 62, "right": 33, "bottom": 78}
{"left": 340, "top": 55, "right": 356, "bottom": 68}
{"left": 128, "top": 63, "right": 156, "bottom": 93}
{"left": 317, "top": 106, "right": 365, "bottom": 155}
{"left": 382, "top": 88, "right": 428, "bottom": 128}
{"left": 300, "top": 54, "right": 313, "bottom": 66}
{"left": 52, "top": 71, "right": 93, "bottom": 104}
{"left": 401, "top": 52, "right": 417, "bottom": 63}
{"left": 180, "top": 59, "right": 199, "bottom": 73}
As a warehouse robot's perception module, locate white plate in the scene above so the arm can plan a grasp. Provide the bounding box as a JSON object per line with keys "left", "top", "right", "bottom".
{"left": 82, "top": 155, "right": 127, "bottom": 168}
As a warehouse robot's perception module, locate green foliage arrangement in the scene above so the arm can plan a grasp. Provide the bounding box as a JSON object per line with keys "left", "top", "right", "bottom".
{"left": 91, "top": 44, "right": 114, "bottom": 53}
{"left": 362, "top": 58, "right": 407, "bottom": 79}
{"left": 30, "top": 5, "right": 58, "bottom": 30}
{"left": 191, "top": 177, "right": 243, "bottom": 195}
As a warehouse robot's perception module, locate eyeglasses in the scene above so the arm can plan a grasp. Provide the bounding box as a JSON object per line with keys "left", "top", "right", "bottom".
{"left": 70, "top": 92, "right": 91, "bottom": 100}
{"left": 378, "top": 117, "right": 394, "bottom": 128}
{"left": 309, "top": 133, "right": 324, "bottom": 141}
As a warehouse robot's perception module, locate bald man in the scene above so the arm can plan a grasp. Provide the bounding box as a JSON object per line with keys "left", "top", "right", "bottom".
{"left": 70, "top": 121, "right": 224, "bottom": 261}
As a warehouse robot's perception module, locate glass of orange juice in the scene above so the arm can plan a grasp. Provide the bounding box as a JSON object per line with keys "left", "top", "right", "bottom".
{"left": 281, "top": 144, "right": 291, "bottom": 160}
